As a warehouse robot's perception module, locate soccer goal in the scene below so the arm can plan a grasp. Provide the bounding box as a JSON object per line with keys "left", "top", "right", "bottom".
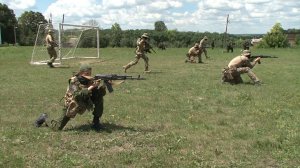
{"left": 31, "top": 23, "right": 100, "bottom": 65}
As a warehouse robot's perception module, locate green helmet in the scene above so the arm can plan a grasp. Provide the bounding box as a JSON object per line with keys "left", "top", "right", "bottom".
{"left": 79, "top": 64, "right": 92, "bottom": 72}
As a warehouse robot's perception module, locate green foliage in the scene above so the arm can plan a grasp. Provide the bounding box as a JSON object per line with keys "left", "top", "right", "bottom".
{"left": 0, "top": 47, "right": 300, "bottom": 167}
{"left": 262, "top": 23, "right": 289, "bottom": 48}
{"left": 77, "top": 29, "right": 98, "bottom": 48}
{"left": 110, "top": 23, "right": 122, "bottom": 47}
{"left": 295, "top": 34, "right": 300, "bottom": 46}
{"left": 17, "top": 11, "right": 47, "bottom": 46}
{"left": 154, "top": 21, "right": 168, "bottom": 31}
{"left": 0, "top": 3, "right": 18, "bottom": 44}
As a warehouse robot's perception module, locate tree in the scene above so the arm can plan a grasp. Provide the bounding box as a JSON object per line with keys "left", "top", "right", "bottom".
{"left": 110, "top": 23, "right": 122, "bottom": 47}
{"left": 154, "top": 21, "right": 167, "bottom": 32}
{"left": 262, "top": 23, "right": 289, "bottom": 48}
{"left": 0, "top": 3, "right": 17, "bottom": 44}
{"left": 18, "top": 11, "right": 47, "bottom": 45}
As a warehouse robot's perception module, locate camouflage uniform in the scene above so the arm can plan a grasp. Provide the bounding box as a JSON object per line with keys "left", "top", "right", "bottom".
{"left": 123, "top": 33, "right": 150, "bottom": 72}
{"left": 243, "top": 40, "right": 250, "bottom": 50}
{"left": 36, "top": 65, "right": 106, "bottom": 131}
{"left": 45, "top": 29, "right": 58, "bottom": 67}
{"left": 226, "top": 41, "right": 234, "bottom": 53}
{"left": 185, "top": 43, "right": 201, "bottom": 63}
{"left": 222, "top": 50, "right": 260, "bottom": 84}
{"left": 199, "top": 36, "right": 209, "bottom": 59}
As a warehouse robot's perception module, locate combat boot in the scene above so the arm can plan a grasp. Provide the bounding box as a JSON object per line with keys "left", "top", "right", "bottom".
{"left": 34, "top": 113, "right": 48, "bottom": 127}
{"left": 58, "top": 116, "right": 70, "bottom": 130}
{"left": 92, "top": 117, "right": 103, "bottom": 131}
{"left": 47, "top": 62, "right": 54, "bottom": 68}
{"left": 254, "top": 80, "right": 261, "bottom": 86}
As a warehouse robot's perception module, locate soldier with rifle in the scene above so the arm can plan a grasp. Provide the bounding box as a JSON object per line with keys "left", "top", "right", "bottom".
{"left": 35, "top": 64, "right": 107, "bottom": 131}
{"left": 199, "top": 36, "right": 210, "bottom": 59}
{"left": 123, "top": 33, "right": 151, "bottom": 73}
{"left": 222, "top": 50, "right": 261, "bottom": 85}
{"left": 45, "top": 29, "right": 58, "bottom": 68}
{"left": 34, "top": 64, "right": 145, "bottom": 131}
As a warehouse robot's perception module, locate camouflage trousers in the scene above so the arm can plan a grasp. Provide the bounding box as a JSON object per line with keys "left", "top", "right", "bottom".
{"left": 45, "top": 88, "right": 104, "bottom": 131}
{"left": 47, "top": 46, "right": 57, "bottom": 63}
{"left": 222, "top": 67, "right": 259, "bottom": 84}
{"left": 199, "top": 48, "right": 208, "bottom": 58}
{"left": 124, "top": 53, "right": 149, "bottom": 71}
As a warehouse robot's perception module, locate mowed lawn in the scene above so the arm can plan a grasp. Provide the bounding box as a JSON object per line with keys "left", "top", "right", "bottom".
{"left": 0, "top": 46, "right": 299, "bottom": 167}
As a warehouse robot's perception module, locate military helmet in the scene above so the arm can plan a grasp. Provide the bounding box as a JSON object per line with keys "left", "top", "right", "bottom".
{"left": 242, "top": 50, "right": 251, "bottom": 56}
{"left": 79, "top": 64, "right": 92, "bottom": 72}
{"left": 141, "top": 33, "right": 149, "bottom": 39}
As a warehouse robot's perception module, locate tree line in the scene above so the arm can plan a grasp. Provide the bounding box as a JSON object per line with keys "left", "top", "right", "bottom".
{"left": 1, "top": 3, "right": 299, "bottom": 48}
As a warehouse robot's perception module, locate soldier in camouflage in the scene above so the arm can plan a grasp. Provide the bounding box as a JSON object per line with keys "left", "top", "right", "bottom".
{"left": 45, "top": 29, "right": 58, "bottom": 68}
{"left": 123, "top": 33, "right": 151, "bottom": 73}
{"left": 35, "top": 64, "right": 106, "bottom": 131}
{"left": 199, "top": 36, "right": 209, "bottom": 59}
{"left": 185, "top": 43, "right": 202, "bottom": 63}
{"left": 221, "top": 50, "right": 261, "bottom": 85}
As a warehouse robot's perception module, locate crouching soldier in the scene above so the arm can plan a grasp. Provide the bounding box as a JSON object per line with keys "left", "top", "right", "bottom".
{"left": 35, "top": 64, "right": 106, "bottom": 131}
{"left": 185, "top": 43, "right": 202, "bottom": 63}
{"left": 222, "top": 50, "right": 261, "bottom": 85}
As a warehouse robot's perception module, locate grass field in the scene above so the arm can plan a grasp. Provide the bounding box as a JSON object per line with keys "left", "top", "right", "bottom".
{"left": 0, "top": 46, "right": 299, "bottom": 167}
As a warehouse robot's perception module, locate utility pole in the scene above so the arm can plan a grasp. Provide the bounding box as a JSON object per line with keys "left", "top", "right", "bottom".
{"left": 222, "top": 14, "right": 229, "bottom": 48}
{"left": 14, "top": 25, "right": 18, "bottom": 45}
{"left": 0, "top": 26, "right": 2, "bottom": 45}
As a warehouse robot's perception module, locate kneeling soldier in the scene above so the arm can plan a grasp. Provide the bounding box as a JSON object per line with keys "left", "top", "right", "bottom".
{"left": 222, "top": 50, "right": 261, "bottom": 85}
{"left": 35, "top": 64, "right": 106, "bottom": 131}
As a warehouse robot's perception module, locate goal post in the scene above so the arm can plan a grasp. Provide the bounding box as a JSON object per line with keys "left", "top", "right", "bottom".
{"left": 58, "top": 23, "right": 100, "bottom": 60}
{"left": 31, "top": 23, "right": 100, "bottom": 65}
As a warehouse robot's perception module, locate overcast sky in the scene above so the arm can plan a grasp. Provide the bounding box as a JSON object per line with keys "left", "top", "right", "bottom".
{"left": 1, "top": 0, "right": 299, "bottom": 34}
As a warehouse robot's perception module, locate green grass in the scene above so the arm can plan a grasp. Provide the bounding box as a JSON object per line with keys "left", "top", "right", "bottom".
{"left": 0, "top": 46, "right": 299, "bottom": 167}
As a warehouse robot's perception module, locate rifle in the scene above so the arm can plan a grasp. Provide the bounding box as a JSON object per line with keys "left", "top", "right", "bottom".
{"left": 94, "top": 74, "right": 145, "bottom": 93}
{"left": 250, "top": 55, "right": 278, "bottom": 64}
{"left": 144, "top": 42, "right": 156, "bottom": 54}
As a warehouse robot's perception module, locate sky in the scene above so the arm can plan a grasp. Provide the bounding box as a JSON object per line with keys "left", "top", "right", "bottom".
{"left": 1, "top": 0, "right": 300, "bottom": 34}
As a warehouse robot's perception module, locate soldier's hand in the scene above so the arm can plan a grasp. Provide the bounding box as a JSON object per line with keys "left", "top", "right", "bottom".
{"left": 93, "top": 79, "right": 101, "bottom": 87}
{"left": 254, "top": 57, "right": 261, "bottom": 63}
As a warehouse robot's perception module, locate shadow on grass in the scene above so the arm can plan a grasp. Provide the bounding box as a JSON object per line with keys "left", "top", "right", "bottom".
{"left": 53, "top": 65, "right": 71, "bottom": 68}
{"left": 65, "top": 122, "right": 135, "bottom": 133}
{"left": 65, "top": 122, "right": 161, "bottom": 134}
{"left": 143, "top": 70, "right": 163, "bottom": 74}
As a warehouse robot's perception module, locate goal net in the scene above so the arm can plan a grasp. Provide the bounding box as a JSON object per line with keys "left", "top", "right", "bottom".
{"left": 31, "top": 23, "right": 100, "bottom": 65}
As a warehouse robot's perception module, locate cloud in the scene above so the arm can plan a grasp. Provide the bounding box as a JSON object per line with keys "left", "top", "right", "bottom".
{"left": 1, "top": 0, "right": 36, "bottom": 10}
{"left": 1, "top": 0, "right": 300, "bottom": 34}
{"left": 44, "top": 0, "right": 103, "bottom": 23}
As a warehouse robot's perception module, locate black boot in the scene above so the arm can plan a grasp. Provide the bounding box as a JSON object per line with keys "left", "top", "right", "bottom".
{"left": 92, "top": 116, "right": 103, "bottom": 131}
{"left": 34, "top": 113, "right": 48, "bottom": 127}
{"left": 58, "top": 116, "right": 70, "bottom": 130}
{"left": 47, "top": 62, "right": 54, "bottom": 68}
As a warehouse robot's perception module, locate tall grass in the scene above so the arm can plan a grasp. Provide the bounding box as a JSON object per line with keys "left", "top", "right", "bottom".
{"left": 0, "top": 46, "right": 299, "bottom": 167}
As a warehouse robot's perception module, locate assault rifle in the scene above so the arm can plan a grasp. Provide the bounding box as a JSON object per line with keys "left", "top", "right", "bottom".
{"left": 144, "top": 42, "right": 156, "bottom": 54}
{"left": 94, "top": 74, "right": 145, "bottom": 93}
{"left": 250, "top": 55, "right": 278, "bottom": 64}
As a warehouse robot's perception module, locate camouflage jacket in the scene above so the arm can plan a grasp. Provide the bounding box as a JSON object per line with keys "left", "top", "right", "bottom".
{"left": 64, "top": 75, "right": 93, "bottom": 111}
